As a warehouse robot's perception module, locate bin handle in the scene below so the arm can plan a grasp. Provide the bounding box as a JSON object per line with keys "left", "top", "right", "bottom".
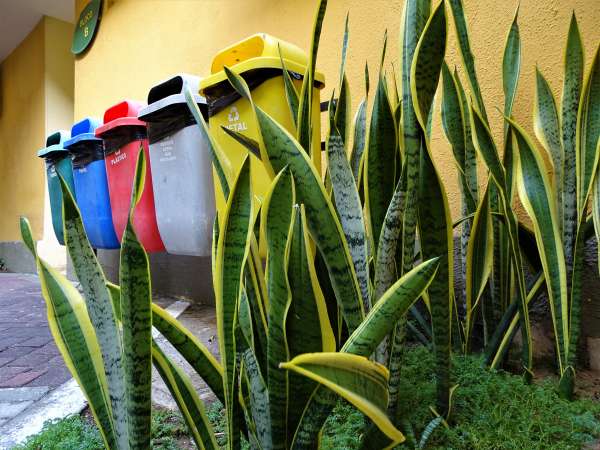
{"left": 319, "top": 98, "right": 338, "bottom": 151}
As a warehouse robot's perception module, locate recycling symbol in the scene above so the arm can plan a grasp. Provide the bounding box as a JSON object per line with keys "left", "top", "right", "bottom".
{"left": 228, "top": 106, "right": 240, "bottom": 122}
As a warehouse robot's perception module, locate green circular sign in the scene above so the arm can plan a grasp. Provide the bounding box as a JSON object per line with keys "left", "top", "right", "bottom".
{"left": 71, "top": 0, "right": 102, "bottom": 55}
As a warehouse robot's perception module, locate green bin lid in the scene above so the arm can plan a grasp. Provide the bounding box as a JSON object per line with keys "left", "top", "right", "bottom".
{"left": 37, "top": 130, "right": 71, "bottom": 158}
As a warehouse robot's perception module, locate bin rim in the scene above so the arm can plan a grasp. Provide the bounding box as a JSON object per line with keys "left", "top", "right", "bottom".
{"left": 138, "top": 93, "right": 206, "bottom": 122}
{"left": 200, "top": 58, "right": 325, "bottom": 95}
{"left": 38, "top": 130, "right": 70, "bottom": 158}
{"left": 65, "top": 132, "right": 101, "bottom": 148}
{"left": 37, "top": 143, "right": 69, "bottom": 158}
{"left": 95, "top": 116, "right": 147, "bottom": 137}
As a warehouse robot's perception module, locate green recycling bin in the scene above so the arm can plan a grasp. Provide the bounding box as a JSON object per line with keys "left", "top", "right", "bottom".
{"left": 38, "top": 130, "right": 76, "bottom": 245}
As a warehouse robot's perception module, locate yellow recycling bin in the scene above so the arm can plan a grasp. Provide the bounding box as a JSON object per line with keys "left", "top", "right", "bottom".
{"left": 200, "top": 33, "right": 325, "bottom": 221}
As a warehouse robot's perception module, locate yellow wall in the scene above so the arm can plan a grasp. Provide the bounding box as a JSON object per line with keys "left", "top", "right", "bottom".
{"left": 74, "top": 0, "right": 600, "bottom": 218}
{"left": 0, "top": 17, "right": 74, "bottom": 242}
{"left": 0, "top": 20, "right": 46, "bottom": 240}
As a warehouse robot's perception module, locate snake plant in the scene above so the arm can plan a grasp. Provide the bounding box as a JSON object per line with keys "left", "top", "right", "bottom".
{"left": 444, "top": 1, "right": 600, "bottom": 399}
{"left": 22, "top": 143, "right": 439, "bottom": 449}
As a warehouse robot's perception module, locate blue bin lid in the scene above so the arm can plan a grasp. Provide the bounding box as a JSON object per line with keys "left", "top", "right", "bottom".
{"left": 37, "top": 130, "right": 71, "bottom": 158}
{"left": 138, "top": 73, "right": 206, "bottom": 120}
{"left": 64, "top": 118, "right": 102, "bottom": 148}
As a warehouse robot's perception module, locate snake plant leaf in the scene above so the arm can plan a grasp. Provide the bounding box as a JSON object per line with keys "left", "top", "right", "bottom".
{"left": 214, "top": 156, "right": 253, "bottom": 450}
{"left": 245, "top": 247, "right": 269, "bottom": 374}
{"left": 561, "top": 14, "right": 584, "bottom": 260}
{"left": 502, "top": 6, "right": 521, "bottom": 118}
{"left": 335, "top": 14, "right": 351, "bottom": 145}
{"left": 185, "top": 86, "right": 232, "bottom": 199}
{"left": 297, "top": 0, "right": 327, "bottom": 154}
{"left": 534, "top": 69, "right": 564, "bottom": 214}
{"left": 566, "top": 212, "right": 587, "bottom": 384}
{"left": 328, "top": 122, "right": 370, "bottom": 311}
{"left": 399, "top": 0, "right": 431, "bottom": 275}
{"left": 241, "top": 348, "right": 271, "bottom": 449}
{"left": 279, "top": 44, "right": 300, "bottom": 128}
{"left": 281, "top": 353, "right": 404, "bottom": 447}
{"left": 441, "top": 63, "right": 477, "bottom": 213}
{"left": 410, "top": 2, "right": 446, "bottom": 131}
{"left": 238, "top": 288, "right": 255, "bottom": 353}
{"left": 465, "top": 185, "right": 493, "bottom": 350}
{"left": 365, "top": 62, "right": 397, "bottom": 251}
{"left": 410, "top": 0, "right": 452, "bottom": 416}
{"left": 486, "top": 273, "right": 545, "bottom": 369}
{"left": 576, "top": 45, "right": 600, "bottom": 216}
{"left": 152, "top": 343, "right": 219, "bottom": 450}
{"left": 350, "top": 96, "right": 368, "bottom": 184}
{"left": 417, "top": 138, "right": 453, "bottom": 415}
{"left": 151, "top": 303, "right": 224, "bottom": 403}
{"left": 221, "top": 127, "right": 261, "bottom": 160}
{"left": 510, "top": 117, "right": 569, "bottom": 370}
{"left": 447, "top": 0, "right": 487, "bottom": 122}
{"left": 286, "top": 205, "right": 336, "bottom": 441}
{"left": 263, "top": 167, "right": 295, "bottom": 449}
{"left": 119, "top": 152, "right": 152, "bottom": 450}
{"left": 124, "top": 151, "right": 151, "bottom": 432}
{"left": 224, "top": 66, "right": 365, "bottom": 332}
{"left": 594, "top": 173, "right": 600, "bottom": 275}
{"left": 343, "top": 257, "right": 439, "bottom": 356}
{"left": 470, "top": 105, "right": 507, "bottom": 192}
{"left": 373, "top": 176, "right": 405, "bottom": 303}
{"left": 454, "top": 69, "right": 479, "bottom": 204}
{"left": 58, "top": 176, "right": 129, "bottom": 449}
{"left": 20, "top": 218, "right": 116, "bottom": 449}
{"left": 287, "top": 206, "right": 337, "bottom": 356}
{"left": 502, "top": 8, "right": 520, "bottom": 207}
{"left": 441, "top": 62, "right": 476, "bottom": 321}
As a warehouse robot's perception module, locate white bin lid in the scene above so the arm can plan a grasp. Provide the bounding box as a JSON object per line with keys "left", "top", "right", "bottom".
{"left": 138, "top": 73, "right": 206, "bottom": 119}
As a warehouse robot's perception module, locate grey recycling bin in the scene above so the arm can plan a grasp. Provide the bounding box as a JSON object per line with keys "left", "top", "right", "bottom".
{"left": 138, "top": 74, "right": 215, "bottom": 256}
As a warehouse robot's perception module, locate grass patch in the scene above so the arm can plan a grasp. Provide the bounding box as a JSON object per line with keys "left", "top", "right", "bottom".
{"left": 14, "top": 346, "right": 600, "bottom": 449}
{"left": 13, "top": 408, "right": 193, "bottom": 450}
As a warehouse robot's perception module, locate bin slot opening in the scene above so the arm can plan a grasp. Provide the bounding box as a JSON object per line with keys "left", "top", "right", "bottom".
{"left": 72, "top": 118, "right": 98, "bottom": 137}
{"left": 104, "top": 101, "right": 142, "bottom": 123}
{"left": 148, "top": 76, "right": 184, "bottom": 104}
{"left": 46, "top": 132, "right": 62, "bottom": 147}
{"left": 211, "top": 35, "right": 265, "bottom": 73}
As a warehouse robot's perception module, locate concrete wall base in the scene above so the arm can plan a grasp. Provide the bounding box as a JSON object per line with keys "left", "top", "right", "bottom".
{"left": 0, "top": 242, "right": 36, "bottom": 274}
{"left": 98, "top": 250, "right": 214, "bottom": 305}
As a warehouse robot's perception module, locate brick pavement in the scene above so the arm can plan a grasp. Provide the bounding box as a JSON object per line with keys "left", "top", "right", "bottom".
{"left": 0, "top": 273, "right": 71, "bottom": 428}
{"left": 0, "top": 272, "right": 219, "bottom": 447}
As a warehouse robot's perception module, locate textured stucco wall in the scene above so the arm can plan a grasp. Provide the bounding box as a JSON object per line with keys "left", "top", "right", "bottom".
{"left": 0, "top": 20, "right": 47, "bottom": 241}
{"left": 74, "top": 0, "right": 600, "bottom": 217}
{"left": 0, "top": 17, "right": 73, "bottom": 271}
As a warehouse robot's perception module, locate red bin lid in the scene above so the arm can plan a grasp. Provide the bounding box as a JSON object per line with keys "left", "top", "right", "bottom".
{"left": 95, "top": 100, "right": 147, "bottom": 137}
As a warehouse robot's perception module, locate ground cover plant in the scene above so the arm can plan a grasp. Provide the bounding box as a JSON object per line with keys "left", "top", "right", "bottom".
{"left": 16, "top": 346, "right": 600, "bottom": 449}
{"left": 19, "top": 0, "right": 600, "bottom": 449}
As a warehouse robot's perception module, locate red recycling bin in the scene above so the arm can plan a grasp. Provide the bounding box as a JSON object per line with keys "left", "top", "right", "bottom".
{"left": 95, "top": 100, "right": 165, "bottom": 252}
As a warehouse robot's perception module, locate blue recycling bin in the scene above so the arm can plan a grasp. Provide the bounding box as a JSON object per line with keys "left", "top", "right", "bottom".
{"left": 64, "top": 118, "right": 120, "bottom": 249}
{"left": 38, "top": 131, "right": 75, "bottom": 245}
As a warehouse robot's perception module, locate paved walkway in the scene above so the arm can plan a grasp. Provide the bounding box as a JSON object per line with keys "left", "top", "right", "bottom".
{"left": 0, "top": 272, "right": 218, "bottom": 448}
{"left": 0, "top": 274, "right": 71, "bottom": 427}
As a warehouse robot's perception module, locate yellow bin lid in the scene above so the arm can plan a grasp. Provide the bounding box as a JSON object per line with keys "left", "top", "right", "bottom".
{"left": 200, "top": 33, "right": 325, "bottom": 94}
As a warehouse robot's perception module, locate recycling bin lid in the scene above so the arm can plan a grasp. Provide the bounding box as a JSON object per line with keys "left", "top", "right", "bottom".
{"left": 199, "top": 33, "right": 325, "bottom": 94}
{"left": 64, "top": 118, "right": 102, "bottom": 148}
{"left": 95, "top": 100, "right": 147, "bottom": 137}
{"left": 138, "top": 73, "right": 207, "bottom": 121}
{"left": 37, "top": 130, "right": 71, "bottom": 158}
